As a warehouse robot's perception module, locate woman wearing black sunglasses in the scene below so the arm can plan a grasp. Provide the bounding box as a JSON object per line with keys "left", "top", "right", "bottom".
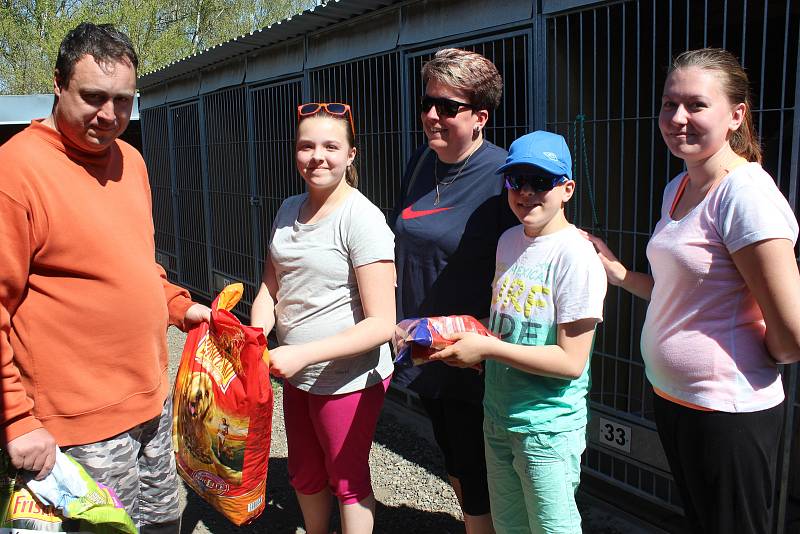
{"left": 391, "top": 48, "right": 517, "bottom": 534}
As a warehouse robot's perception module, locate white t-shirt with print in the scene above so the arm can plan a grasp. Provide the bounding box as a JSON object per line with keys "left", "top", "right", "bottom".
{"left": 484, "top": 224, "right": 607, "bottom": 433}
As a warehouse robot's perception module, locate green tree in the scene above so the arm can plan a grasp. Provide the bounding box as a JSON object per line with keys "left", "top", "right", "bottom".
{"left": 0, "top": 0, "right": 317, "bottom": 94}
{"left": 0, "top": 0, "right": 96, "bottom": 93}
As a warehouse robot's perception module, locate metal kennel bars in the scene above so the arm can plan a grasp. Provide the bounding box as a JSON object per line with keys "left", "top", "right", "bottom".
{"left": 137, "top": 0, "right": 800, "bottom": 529}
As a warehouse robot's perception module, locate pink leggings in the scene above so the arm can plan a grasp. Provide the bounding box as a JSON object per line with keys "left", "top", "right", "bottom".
{"left": 284, "top": 376, "right": 391, "bottom": 505}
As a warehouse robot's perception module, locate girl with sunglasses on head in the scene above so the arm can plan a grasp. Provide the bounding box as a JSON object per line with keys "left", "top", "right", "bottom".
{"left": 391, "top": 48, "right": 517, "bottom": 534}
{"left": 251, "top": 102, "right": 396, "bottom": 534}
{"left": 584, "top": 49, "right": 800, "bottom": 534}
{"left": 431, "top": 131, "right": 607, "bottom": 534}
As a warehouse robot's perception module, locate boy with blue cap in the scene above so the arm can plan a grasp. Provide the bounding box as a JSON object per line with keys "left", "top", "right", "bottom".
{"left": 430, "top": 131, "right": 607, "bottom": 533}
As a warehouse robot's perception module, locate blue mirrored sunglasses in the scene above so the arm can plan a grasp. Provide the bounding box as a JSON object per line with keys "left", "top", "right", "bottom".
{"left": 504, "top": 173, "right": 568, "bottom": 193}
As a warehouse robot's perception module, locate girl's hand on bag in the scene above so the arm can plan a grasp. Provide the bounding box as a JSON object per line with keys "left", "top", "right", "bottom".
{"left": 268, "top": 345, "right": 311, "bottom": 379}
{"left": 579, "top": 229, "right": 628, "bottom": 286}
{"left": 428, "top": 332, "right": 492, "bottom": 368}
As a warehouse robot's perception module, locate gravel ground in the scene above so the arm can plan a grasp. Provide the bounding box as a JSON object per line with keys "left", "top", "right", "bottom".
{"left": 167, "top": 327, "right": 657, "bottom": 534}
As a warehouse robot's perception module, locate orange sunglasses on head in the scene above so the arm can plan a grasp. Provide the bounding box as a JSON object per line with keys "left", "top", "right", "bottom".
{"left": 297, "top": 102, "right": 355, "bottom": 135}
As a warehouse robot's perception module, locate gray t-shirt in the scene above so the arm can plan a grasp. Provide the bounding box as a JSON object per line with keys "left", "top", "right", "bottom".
{"left": 270, "top": 188, "right": 395, "bottom": 394}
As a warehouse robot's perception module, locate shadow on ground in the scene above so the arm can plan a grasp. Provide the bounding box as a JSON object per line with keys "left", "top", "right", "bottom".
{"left": 180, "top": 457, "right": 301, "bottom": 534}
{"left": 180, "top": 414, "right": 464, "bottom": 534}
{"left": 372, "top": 408, "right": 449, "bottom": 483}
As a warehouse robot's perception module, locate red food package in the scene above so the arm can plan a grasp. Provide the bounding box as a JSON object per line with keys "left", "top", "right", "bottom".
{"left": 393, "top": 315, "right": 495, "bottom": 367}
{"left": 172, "top": 283, "right": 272, "bottom": 525}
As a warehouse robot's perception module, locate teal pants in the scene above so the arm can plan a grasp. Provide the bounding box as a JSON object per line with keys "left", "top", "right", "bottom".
{"left": 484, "top": 419, "right": 585, "bottom": 534}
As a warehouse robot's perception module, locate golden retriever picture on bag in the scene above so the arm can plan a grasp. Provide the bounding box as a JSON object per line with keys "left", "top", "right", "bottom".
{"left": 174, "top": 342, "right": 247, "bottom": 486}
{"left": 178, "top": 372, "right": 215, "bottom": 464}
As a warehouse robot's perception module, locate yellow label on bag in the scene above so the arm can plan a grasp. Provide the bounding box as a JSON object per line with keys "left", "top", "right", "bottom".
{"left": 196, "top": 334, "right": 238, "bottom": 393}
{"left": 7, "top": 488, "right": 60, "bottom": 524}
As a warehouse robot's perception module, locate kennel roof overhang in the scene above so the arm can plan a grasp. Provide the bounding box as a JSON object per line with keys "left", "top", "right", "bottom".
{"left": 137, "top": 0, "right": 404, "bottom": 90}
{"left": 135, "top": 0, "right": 556, "bottom": 102}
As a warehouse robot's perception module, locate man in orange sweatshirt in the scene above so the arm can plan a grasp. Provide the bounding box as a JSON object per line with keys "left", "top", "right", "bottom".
{"left": 0, "top": 23, "right": 210, "bottom": 533}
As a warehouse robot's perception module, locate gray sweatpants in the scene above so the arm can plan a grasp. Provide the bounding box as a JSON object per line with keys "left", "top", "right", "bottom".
{"left": 63, "top": 399, "right": 181, "bottom": 531}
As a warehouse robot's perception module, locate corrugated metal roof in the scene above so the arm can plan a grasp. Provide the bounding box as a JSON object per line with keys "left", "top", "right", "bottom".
{"left": 0, "top": 94, "right": 140, "bottom": 124}
{"left": 138, "top": 0, "right": 401, "bottom": 89}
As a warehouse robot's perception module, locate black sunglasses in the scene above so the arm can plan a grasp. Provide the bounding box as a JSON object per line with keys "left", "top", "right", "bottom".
{"left": 504, "top": 173, "right": 568, "bottom": 193}
{"left": 421, "top": 95, "right": 476, "bottom": 118}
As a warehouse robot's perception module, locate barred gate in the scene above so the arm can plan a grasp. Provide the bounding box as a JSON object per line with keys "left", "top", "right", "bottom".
{"left": 250, "top": 79, "right": 304, "bottom": 305}
{"left": 139, "top": 0, "right": 800, "bottom": 529}
{"left": 308, "top": 53, "right": 404, "bottom": 214}
{"left": 203, "top": 87, "right": 256, "bottom": 304}
{"left": 141, "top": 106, "right": 178, "bottom": 279}
{"left": 169, "top": 102, "right": 210, "bottom": 296}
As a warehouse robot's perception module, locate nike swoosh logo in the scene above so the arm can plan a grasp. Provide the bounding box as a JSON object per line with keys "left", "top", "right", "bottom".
{"left": 401, "top": 205, "right": 453, "bottom": 219}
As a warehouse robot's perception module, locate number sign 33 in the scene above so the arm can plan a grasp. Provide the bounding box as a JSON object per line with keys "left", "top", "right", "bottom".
{"left": 598, "top": 417, "right": 632, "bottom": 453}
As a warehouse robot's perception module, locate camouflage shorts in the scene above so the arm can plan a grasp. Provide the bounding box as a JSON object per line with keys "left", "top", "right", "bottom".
{"left": 63, "top": 399, "right": 180, "bottom": 528}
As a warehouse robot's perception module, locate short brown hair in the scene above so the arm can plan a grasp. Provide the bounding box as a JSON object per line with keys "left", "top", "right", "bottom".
{"left": 422, "top": 48, "right": 503, "bottom": 111}
{"left": 669, "top": 48, "right": 761, "bottom": 163}
{"left": 55, "top": 22, "right": 138, "bottom": 88}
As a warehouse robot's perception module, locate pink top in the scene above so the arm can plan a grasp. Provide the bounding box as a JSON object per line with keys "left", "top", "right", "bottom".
{"left": 641, "top": 163, "right": 798, "bottom": 412}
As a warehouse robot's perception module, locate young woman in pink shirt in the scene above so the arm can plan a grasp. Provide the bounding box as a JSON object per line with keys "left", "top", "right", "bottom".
{"left": 585, "top": 48, "right": 800, "bottom": 533}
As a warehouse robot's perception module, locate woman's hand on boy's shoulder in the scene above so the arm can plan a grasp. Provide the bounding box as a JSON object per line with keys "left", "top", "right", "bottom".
{"left": 429, "top": 332, "right": 495, "bottom": 368}
{"left": 579, "top": 229, "right": 628, "bottom": 287}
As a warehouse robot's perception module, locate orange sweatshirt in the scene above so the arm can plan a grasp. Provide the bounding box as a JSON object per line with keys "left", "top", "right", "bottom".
{"left": 0, "top": 121, "right": 194, "bottom": 446}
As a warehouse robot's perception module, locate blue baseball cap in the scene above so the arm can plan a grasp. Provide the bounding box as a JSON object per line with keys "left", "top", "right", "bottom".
{"left": 496, "top": 131, "right": 573, "bottom": 179}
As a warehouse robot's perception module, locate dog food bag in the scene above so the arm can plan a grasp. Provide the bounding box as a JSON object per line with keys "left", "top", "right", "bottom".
{"left": 172, "top": 283, "right": 273, "bottom": 526}
{"left": 392, "top": 315, "right": 494, "bottom": 367}
{"left": 0, "top": 450, "right": 136, "bottom": 534}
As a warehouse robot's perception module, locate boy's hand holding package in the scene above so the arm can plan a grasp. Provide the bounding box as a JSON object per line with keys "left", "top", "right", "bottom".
{"left": 392, "top": 315, "right": 494, "bottom": 369}
{"left": 428, "top": 331, "right": 498, "bottom": 368}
